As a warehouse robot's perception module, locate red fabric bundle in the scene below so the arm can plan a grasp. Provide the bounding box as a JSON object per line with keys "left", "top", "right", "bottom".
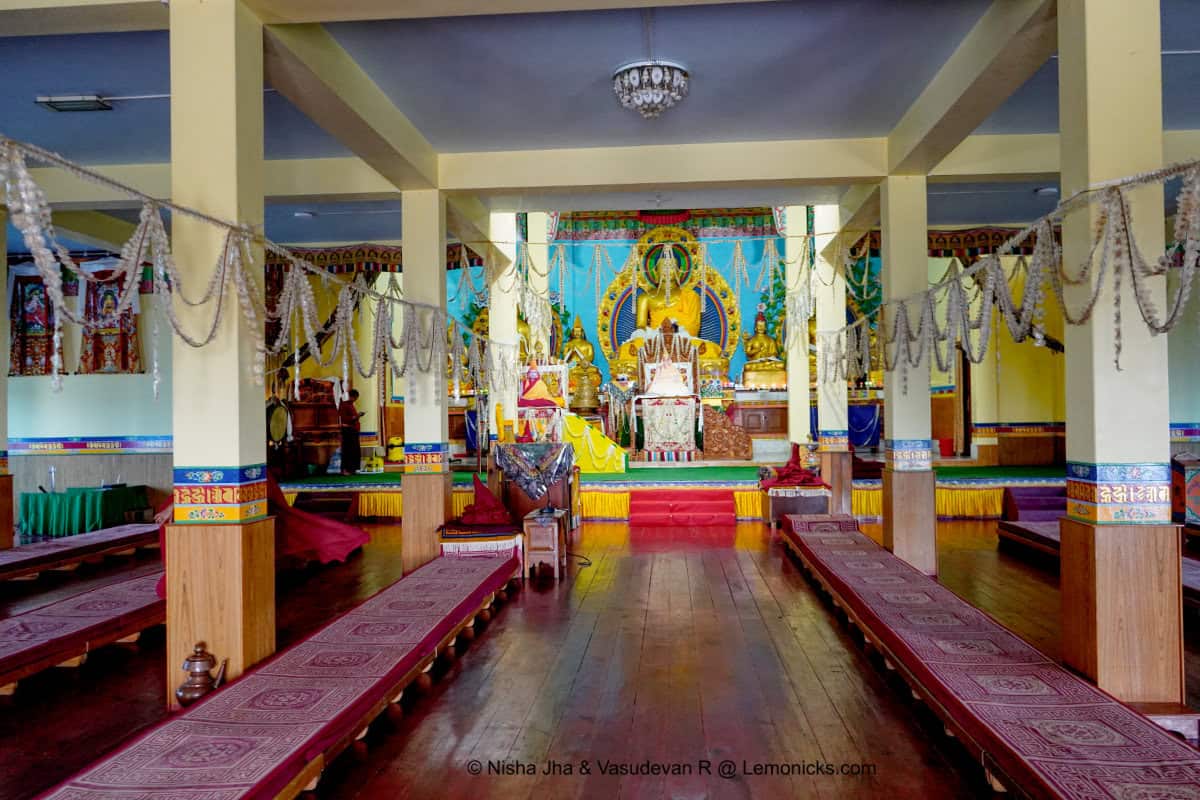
{"left": 760, "top": 443, "right": 830, "bottom": 489}
{"left": 460, "top": 475, "right": 513, "bottom": 525}
{"left": 155, "top": 473, "right": 371, "bottom": 598}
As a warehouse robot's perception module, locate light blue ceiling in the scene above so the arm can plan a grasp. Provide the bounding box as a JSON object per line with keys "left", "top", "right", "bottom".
{"left": 926, "top": 181, "right": 1061, "bottom": 227}
{"left": 0, "top": 30, "right": 350, "bottom": 164}
{"left": 977, "top": 0, "right": 1200, "bottom": 134}
{"left": 326, "top": 0, "right": 994, "bottom": 152}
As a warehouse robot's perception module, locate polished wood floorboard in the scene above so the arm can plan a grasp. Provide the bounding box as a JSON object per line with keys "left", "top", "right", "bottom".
{"left": 0, "top": 519, "right": 1191, "bottom": 799}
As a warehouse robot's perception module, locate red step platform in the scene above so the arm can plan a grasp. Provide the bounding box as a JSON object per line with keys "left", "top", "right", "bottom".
{"left": 628, "top": 488, "right": 736, "bottom": 526}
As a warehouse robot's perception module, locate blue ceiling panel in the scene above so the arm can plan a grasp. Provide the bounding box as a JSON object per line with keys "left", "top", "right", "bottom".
{"left": 0, "top": 30, "right": 348, "bottom": 164}
{"left": 327, "top": 0, "right": 993, "bottom": 151}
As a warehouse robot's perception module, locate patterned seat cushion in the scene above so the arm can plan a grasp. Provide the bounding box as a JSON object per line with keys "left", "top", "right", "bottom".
{"left": 1, "top": 566, "right": 162, "bottom": 678}
{"left": 784, "top": 522, "right": 1200, "bottom": 799}
{"left": 40, "top": 551, "right": 518, "bottom": 800}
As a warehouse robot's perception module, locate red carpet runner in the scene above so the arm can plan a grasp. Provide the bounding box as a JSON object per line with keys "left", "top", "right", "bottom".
{"left": 628, "top": 488, "right": 736, "bottom": 526}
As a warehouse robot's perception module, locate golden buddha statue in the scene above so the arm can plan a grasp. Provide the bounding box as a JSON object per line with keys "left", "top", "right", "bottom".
{"left": 446, "top": 325, "right": 473, "bottom": 393}
{"left": 517, "top": 316, "right": 531, "bottom": 362}
{"left": 562, "top": 315, "right": 602, "bottom": 389}
{"left": 740, "top": 311, "right": 787, "bottom": 389}
{"left": 613, "top": 245, "right": 728, "bottom": 379}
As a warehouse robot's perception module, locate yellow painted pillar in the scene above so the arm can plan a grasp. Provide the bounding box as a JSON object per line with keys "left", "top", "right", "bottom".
{"left": 969, "top": 305, "right": 1000, "bottom": 466}
{"left": 1058, "top": 0, "right": 1181, "bottom": 703}
{"left": 0, "top": 207, "right": 10, "bottom": 549}
{"left": 784, "top": 205, "right": 810, "bottom": 445}
{"left": 1168, "top": 298, "right": 1200, "bottom": 457}
{"left": 165, "top": 0, "right": 274, "bottom": 708}
{"left": 401, "top": 189, "right": 450, "bottom": 572}
{"left": 527, "top": 212, "right": 551, "bottom": 358}
{"left": 814, "top": 204, "right": 850, "bottom": 512}
{"left": 489, "top": 212, "right": 519, "bottom": 435}
{"left": 880, "top": 175, "right": 936, "bottom": 575}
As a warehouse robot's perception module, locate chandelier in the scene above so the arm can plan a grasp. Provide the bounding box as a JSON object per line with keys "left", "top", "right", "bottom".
{"left": 612, "top": 9, "right": 689, "bottom": 119}
{"left": 612, "top": 60, "right": 690, "bottom": 119}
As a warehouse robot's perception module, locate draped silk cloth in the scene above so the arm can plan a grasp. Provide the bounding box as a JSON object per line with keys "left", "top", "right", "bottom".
{"left": 493, "top": 442, "right": 574, "bottom": 501}
{"left": 642, "top": 397, "right": 697, "bottom": 455}
{"left": 9, "top": 274, "right": 57, "bottom": 376}
{"left": 78, "top": 271, "right": 142, "bottom": 374}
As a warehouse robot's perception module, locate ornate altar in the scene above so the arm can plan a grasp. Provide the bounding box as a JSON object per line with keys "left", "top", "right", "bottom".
{"left": 600, "top": 226, "right": 739, "bottom": 383}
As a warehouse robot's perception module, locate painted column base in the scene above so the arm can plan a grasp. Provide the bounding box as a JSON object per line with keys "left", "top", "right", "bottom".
{"left": 0, "top": 475, "right": 13, "bottom": 550}
{"left": 882, "top": 467, "right": 937, "bottom": 575}
{"left": 166, "top": 518, "right": 275, "bottom": 709}
{"left": 1060, "top": 518, "right": 1184, "bottom": 703}
{"left": 820, "top": 451, "right": 852, "bottom": 515}
{"left": 401, "top": 472, "right": 451, "bottom": 573}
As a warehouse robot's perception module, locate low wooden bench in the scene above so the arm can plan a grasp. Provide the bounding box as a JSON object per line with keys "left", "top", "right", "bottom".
{"left": 0, "top": 523, "right": 160, "bottom": 581}
{"left": 782, "top": 514, "right": 1200, "bottom": 798}
{"left": 0, "top": 565, "right": 164, "bottom": 695}
{"left": 38, "top": 550, "right": 520, "bottom": 800}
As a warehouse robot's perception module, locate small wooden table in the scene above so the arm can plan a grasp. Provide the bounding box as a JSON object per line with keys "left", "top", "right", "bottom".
{"left": 523, "top": 508, "right": 568, "bottom": 580}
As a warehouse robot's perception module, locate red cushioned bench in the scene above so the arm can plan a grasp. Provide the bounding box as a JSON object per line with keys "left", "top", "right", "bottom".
{"left": 0, "top": 564, "right": 164, "bottom": 695}
{"left": 38, "top": 550, "right": 520, "bottom": 800}
{"left": 782, "top": 514, "right": 1200, "bottom": 798}
{"left": 0, "top": 523, "right": 160, "bottom": 581}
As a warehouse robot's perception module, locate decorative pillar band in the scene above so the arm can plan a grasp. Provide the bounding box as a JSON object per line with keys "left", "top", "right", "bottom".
{"left": 172, "top": 464, "right": 267, "bottom": 524}
{"left": 1170, "top": 423, "right": 1200, "bottom": 443}
{"left": 403, "top": 442, "right": 448, "bottom": 474}
{"left": 818, "top": 430, "right": 849, "bottom": 452}
{"left": 884, "top": 439, "right": 932, "bottom": 472}
{"left": 1065, "top": 462, "right": 1171, "bottom": 524}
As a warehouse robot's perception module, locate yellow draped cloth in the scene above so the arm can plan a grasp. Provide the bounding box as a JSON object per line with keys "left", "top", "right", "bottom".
{"left": 563, "top": 413, "right": 626, "bottom": 473}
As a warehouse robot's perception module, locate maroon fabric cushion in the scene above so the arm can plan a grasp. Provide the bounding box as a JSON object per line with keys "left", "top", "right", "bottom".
{"left": 460, "top": 475, "right": 513, "bottom": 525}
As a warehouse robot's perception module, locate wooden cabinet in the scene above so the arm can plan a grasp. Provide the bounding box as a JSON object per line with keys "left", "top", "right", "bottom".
{"left": 729, "top": 403, "right": 787, "bottom": 435}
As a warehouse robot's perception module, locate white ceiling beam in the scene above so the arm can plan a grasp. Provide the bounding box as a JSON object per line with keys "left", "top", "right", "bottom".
{"left": 248, "top": 0, "right": 777, "bottom": 24}
{"left": 263, "top": 23, "right": 437, "bottom": 191}
{"left": 26, "top": 131, "right": 1200, "bottom": 210}
{"left": 0, "top": 0, "right": 165, "bottom": 35}
{"left": 820, "top": 183, "right": 880, "bottom": 264}
{"left": 439, "top": 138, "right": 889, "bottom": 195}
{"left": 888, "top": 0, "right": 1057, "bottom": 175}
{"left": 0, "top": 0, "right": 775, "bottom": 34}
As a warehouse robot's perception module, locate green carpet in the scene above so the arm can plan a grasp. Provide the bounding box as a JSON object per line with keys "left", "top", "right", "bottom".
{"left": 281, "top": 472, "right": 481, "bottom": 489}
{"left": 933, "top": 465, "right": 1063, "bottom": 480}
{"left": 280, "top": 464, "right": 1064, "bottom": 491}
{"left": 579, "top": 466, "right": 763, "bottom": 484}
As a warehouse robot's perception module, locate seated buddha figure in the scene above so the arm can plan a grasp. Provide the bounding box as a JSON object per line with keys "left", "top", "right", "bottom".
{"left": 562, "top": 315, "right": 602, "bottom": 389}
{"left": 446, "top": 326, "right": 473, "bottom": 393}
{"left": 740, "top": 311, "right": 787, "bottom": 388}
{"left": 614, "top": 251, "right": 728, "bottom": 378}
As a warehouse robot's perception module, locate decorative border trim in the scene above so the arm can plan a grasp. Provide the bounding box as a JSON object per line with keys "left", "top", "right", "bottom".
{"left": 1065, "top": 461, "right": 1171, "bottom": 524}
{"left": 173, "top": 463, "right": 268, "bottom": 524}
{"left": 1171, "top": 422, "right": 1200, "bottom": 442}
{"left": 884, "top": 438, "right": 932, "bottom": 472}
{"left": 818, "top": 430, "right": 849, "bottom": 452}
{"left": 404, "top": 442, "right": 448, "bottom": 475}
{"left": 10, "top": 435, "right": 173, "bottom": 455}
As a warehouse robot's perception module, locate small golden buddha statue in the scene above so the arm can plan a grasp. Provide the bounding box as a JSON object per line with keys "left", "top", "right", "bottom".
{"left": 517, "top": 316, "right": 531, "bottom": 362}
{"left": 562, "top": 315, "right": 602, "bottom": 389}
{"left": 446, "top": 326, "right": 473, "bottom": 393}
{"left": 740, "top": 311, "right": 787, "bottom": 389}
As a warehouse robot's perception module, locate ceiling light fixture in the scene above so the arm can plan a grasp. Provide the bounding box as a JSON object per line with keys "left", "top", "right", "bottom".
{"left": 612, "top": 9, "right": 689, "bottom": 119}
{"left": 1033, "top": 186, "right": 1060, "bottom": 197}
{"left": 35, "top": 94, "right": 112, "bottom": 112}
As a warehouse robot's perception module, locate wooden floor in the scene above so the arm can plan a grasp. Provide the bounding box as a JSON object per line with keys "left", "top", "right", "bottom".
{"left": 0, "top": 519, "right": 1193, "bottom": 799}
